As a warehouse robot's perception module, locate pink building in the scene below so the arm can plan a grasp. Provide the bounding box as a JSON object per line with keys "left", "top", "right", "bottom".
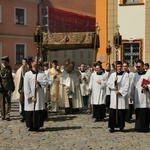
{"left": 0, "top": 0, "right": 39, "bottom": 69}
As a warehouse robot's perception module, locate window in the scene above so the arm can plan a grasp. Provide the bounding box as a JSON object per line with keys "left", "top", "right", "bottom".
{"left": 16, "top": 44, "right": 25, "bottom": 64}
{"left": 15, "top": 8, "right": 25, "bottom": 25}
{"left": 124, "top": 0, "right": 140, "bottom": 3}
{"left": 122, "top": 41, "right": 142, "bottom": 66}
{"left": 72, "top": 51, "right": 75, "bottom": 59}
{"left": 54, "top": 51, "right": 58, "bottom": 58}
{"left": 80, "top": 51, "right": 83, "bottom": 59}
{"left": 64, "top": 51, "right": 67, "bottom": 59}
{"left": 0, "top": 42, "right": 2, "bottom": 63}
{"left": 120, "top": 0, "right": 143, "bottom": 5}
{"left": 42, "top": 6, "right": 48, "bottom": 32}
{"left": 0, "top": 5, "right": 2, "bottom": 23}
{"left": 88, "top": 51, "right": 91, "bottom": 59}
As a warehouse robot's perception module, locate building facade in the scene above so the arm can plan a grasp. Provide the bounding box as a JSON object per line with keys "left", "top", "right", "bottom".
{"left": 42, "top": 0, "right": 96, "bottom": 67}
{"left": 96, "top": 0, "right": 150, "bottom": 68}
{"left": 0, "top": 0, "right": 39, "bottom": 69}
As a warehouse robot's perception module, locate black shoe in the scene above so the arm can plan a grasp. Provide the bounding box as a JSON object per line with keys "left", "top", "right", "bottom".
{"left": 28, "top": 128, "right": 35, "bottom": 131}
{"left": 36, "top": 128, "right": 40, "bottom": 132}
{"left": 28, "top": 127, "right": 39, "bottom": 132}
{"left": 92, "top": 115, "right": 96, "bottom": 118}
{"left": 2, "top": 117, "right": 5, "bottom": 120}
{"left": 95, "top": 119, "right": 100, "bottom": 122}
{"left": 109, "top": 128, "right": 114, "bottom": 133}
{"left": 100, "top": 119, "right": 105, "bottom": 122}
{"left": 6, "top": 118, "right": 11, "bottom": 121}
{"left": 20, "top": 118, "right": 25, "bottom": 123}
{"left": 120, "top": 128, "right": 124, "bottom": 132}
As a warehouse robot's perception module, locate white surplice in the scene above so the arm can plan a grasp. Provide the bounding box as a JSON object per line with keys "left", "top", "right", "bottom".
{"left": 59, "top": 69, "right": 83, "bottom": 108}
{"left": 130, "top": 71, "right": 150, "bottom": 109}
{"left": 24, "top": 70, "right": 48, "bottom": 111}
{"left": 89, "top": 72, "right": 107, "bottom": 105}
{"left": 107, "top": 72, "right": 129, "bottom": 109}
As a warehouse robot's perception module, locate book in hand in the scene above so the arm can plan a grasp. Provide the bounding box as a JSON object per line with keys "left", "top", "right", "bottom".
{"left": 141, "top": 78, "right": 150, "bottom": 87}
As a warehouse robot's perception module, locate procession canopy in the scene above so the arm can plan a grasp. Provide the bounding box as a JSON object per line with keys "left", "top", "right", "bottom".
{"left": 42, "top": 32, "right": 99, "bottom": 50}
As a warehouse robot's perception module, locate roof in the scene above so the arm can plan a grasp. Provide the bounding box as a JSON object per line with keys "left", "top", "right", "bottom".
{"left": 48, "top": 0, "right": 95, "bottom": 17}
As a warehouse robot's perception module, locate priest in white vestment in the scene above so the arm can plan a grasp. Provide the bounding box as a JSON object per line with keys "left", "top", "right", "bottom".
{"left": 59, "top": 61, "right": 83, "bottom": 114}
{"left": 48, "top": 60, "right": 61, "bottom": 112}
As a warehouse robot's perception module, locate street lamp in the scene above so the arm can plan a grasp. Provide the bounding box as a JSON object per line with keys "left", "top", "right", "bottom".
{"left": 93, "top": 23, "right": 100, "bottom": 63}
{"left": 114, "top": 24, "right": 122, "bottom": 61}
{"left": 113, "top": 24, "right": 122, "bottom": 124}
{"left": 34, "top": 23, "right": 43, "bottom": 58}
{"left": 129, "top": 38, "right": 134, "bottom": 66}
{"left": 33, "top": 23, "right": 43, "bottom": 123}
{"left": 106, "top": 40, "right": 111, "bottom": 67}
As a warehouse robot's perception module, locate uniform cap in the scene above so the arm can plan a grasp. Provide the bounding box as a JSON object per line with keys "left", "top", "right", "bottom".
{"left": 1, "top": 56, "right": 10, "bottom": 61}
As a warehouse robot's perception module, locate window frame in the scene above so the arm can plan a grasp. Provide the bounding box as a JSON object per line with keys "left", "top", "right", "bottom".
{"left": 0, "top": 5, "right": 2, "bottom": 23}
{"left": 0, "top": 42, "right": 2, "bottom": 63}
{"left": 15, "top": 7, "right": 26, "bottom": 25}
{"left": 121, "top": 39, "right": 143, "bottom": 66}
{"left": 15, "top": 43, "right": 26, "bottom": 64}
{"left": 119, "top": 0, "right": 144, "bottom": 6}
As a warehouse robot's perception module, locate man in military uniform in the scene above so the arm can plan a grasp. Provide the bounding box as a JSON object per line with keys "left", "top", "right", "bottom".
{"left": 0, "top": 56, "right": 15, "bottom": 121}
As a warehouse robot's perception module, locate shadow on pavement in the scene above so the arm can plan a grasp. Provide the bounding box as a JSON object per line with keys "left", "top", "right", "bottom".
{"left": 45, "top": 115, "right": 77, "bottom": 122}
{"left": 39, "top": 126, "right": 81, "bottom": 132}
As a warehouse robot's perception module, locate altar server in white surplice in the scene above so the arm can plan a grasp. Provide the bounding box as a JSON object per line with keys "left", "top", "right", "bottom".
{"left": 130, "top": 60, "right": 150, "bottom": 132}
{"left": 24, "top": 60, "right": 48, "bottom": 132}
{"left": 89, "top": 63, "right": 107, "bottom": 122}
{"left": 107, "top": 61, "right": 129, "bottom": 133}
{"left": 79, "top": 63, "right": 90, "bottom": 108}
{"left": 122, "top": 61, "right": 135, "bottom": 123}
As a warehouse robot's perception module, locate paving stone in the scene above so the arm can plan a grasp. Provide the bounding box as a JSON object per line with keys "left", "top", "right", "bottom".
{"left": 1, "top": 100, "right": 150, "bottom": 149}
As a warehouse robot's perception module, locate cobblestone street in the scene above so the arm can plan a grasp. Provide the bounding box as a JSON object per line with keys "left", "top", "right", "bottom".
{"left": 0, "top": 100, "right": 150, "bottom": 150}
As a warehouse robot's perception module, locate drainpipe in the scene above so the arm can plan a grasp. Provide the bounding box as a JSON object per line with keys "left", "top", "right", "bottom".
{"left": 37, "top": 0, "right": 44, "bottom": 24}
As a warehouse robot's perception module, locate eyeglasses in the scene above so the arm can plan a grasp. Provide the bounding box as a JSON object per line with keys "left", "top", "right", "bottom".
{"left": 136, "top": 66, "right": 141, "bottom": 68}
{"left": 123, "top": 66, "right": 127, "bottom": 67}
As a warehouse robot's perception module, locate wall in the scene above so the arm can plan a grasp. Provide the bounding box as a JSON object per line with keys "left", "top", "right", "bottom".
{"left": 96, "top": 0, "right": 107, "bottom": 68}
{"left": 0, "top": 0, "right": 38, "bottom": 69}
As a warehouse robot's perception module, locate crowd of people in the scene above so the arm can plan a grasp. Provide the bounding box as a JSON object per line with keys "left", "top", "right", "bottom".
{"left": 0, "top": 55, "right": 150, "bottom": 133}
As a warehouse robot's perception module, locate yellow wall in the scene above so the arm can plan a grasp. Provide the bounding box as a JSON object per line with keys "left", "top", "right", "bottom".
{"left": 96, "top": 0, "right": 107, "bottom": 68}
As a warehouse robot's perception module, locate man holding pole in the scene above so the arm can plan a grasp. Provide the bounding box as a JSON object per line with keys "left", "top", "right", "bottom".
{"left": 24, "top": 60, "right": 48, "bottom": 132}
{"left": 107, "top": 61, "right": 129, "bottom": 132}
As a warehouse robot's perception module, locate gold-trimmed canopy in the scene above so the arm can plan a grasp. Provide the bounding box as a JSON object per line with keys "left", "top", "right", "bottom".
{"left": 42, "top": 32, "right": 99, "bottom": 50}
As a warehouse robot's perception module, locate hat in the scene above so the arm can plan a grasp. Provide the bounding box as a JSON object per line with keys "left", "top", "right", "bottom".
{"left": 1, "top": 56, "right": 10, "bottom": 61}
{"left": 52, "top": 60, "right": 58, "bottom": 64}
{"left": 43, "top": 62, "right": 49, "bottom": 67}
{"left": 25, "top": 56, "right": 33, "bottom": 61}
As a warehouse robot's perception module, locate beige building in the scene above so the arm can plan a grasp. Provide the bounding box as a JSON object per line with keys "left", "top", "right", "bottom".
{"left": 96, "top": 0, "right": 150, "bottom": 68}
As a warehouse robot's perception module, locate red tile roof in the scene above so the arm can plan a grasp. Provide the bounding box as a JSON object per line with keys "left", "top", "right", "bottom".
{"left": 48, "top": 0, "right": 95, "bottom": 17}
